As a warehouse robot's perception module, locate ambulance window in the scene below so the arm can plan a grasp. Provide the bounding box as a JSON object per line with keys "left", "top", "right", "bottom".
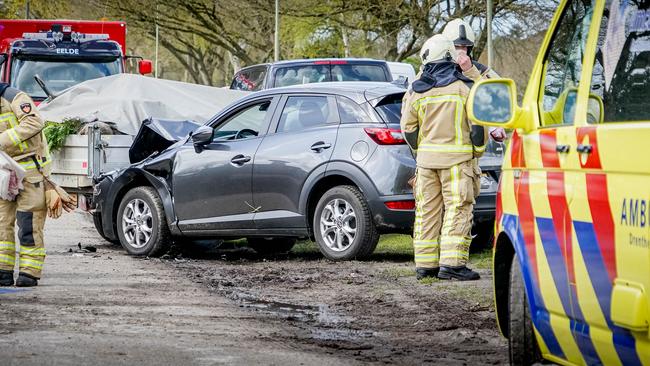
{"left": 588, "top": 0, "right": 650, "bottom": 123}
{"left": 539, "top": 0, "right": 595, "bottom": 126}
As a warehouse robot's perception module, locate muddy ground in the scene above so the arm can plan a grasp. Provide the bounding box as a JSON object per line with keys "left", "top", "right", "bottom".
{"left": 0, "top": 212, "right": 507, "bottom": 365}
{"left": 167, "top": 238, "right": 508, "bottom": 365}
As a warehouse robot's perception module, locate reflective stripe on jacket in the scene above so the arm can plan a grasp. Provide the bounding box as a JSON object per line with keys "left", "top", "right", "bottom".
{"left": 0, "top": 90, "right": 51, "bottom": 180}
{"left": 400, "top": 80, "right": 487, "bottom": 169}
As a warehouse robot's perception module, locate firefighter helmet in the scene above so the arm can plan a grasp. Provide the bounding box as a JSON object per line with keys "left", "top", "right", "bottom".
{"left": 419, "top": 34, "right": 458, "bottom": 65}
{"left": 442, "top": 19, "right": 475, "bottom": 48}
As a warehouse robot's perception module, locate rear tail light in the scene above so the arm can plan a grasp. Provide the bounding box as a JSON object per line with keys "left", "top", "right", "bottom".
{"left": 385, "top": 200, "right": 415, "bottom": 210}
{"left": 364, "top": 128, "right": 406, "bottom": 145}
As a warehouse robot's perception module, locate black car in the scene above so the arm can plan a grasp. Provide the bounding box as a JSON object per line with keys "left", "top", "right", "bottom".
{"left": 229, "top": 58, "right": 392, "bottom": 92}
{"left": 92, "top": 82, "right": 501, "bottom": 260}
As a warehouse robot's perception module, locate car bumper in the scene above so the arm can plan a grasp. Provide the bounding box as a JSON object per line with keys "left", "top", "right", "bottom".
{"left": 474, "top": 191, "right": 496, "bottom": 223}
{"left": 370, "top": 194, "right": 416, "bottom": 234}
{"left": 370, "top": 190, "right": 496, "bottom": 234}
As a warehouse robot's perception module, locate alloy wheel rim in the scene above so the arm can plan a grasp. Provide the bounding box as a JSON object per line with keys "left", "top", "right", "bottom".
{"left": 320, "top": 198, "right": 357, "bottom": 252}
{"left": 122, "top": 198, "right": 153, "bottom": 249}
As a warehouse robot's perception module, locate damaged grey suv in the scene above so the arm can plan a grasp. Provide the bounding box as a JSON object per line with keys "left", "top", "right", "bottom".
{"left": 92, "top": 82, "right": 500, "bottom": 260}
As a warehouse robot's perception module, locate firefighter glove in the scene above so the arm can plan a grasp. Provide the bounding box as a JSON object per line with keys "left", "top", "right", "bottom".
{"left": 45, "top": 180, "right": 63, "bottom": 219}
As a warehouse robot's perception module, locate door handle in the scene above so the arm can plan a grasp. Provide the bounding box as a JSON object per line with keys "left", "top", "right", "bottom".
{"left": 576, "top": 144, "right": 593, "bottom": 154}
{"left": 555, "top": 144, "right": 571, "bottom": 153}
{"left": 310, "top": 142, "right": 332, "bottom": 152}
{"left": 230, "top": 154, "right": 251, "bottom": 165}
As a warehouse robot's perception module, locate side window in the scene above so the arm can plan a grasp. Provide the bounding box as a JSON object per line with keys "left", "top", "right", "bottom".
{"left": 213, "top": 101, "right": 271, "bottom": 141}
{"left": 539, "top": 0, "right": 595, "bottom": 126}
{"left": 336, "top": 96, "right": 373, "bottom": 123}
{"left": 230, "top": 66, "right": 267, "bottom": 91}
{"left": 277, "top": 96, "right": 333, "bottom": 133}
{"left": 589, "top": 0, "right": 650, "bottom": 123}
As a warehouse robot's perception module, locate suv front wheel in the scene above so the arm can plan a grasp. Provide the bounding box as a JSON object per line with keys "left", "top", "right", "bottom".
{"left": 313, "top": 185, "right": 379, "bottom": 260}
{"left": 116, "top": 186, "right": 171, "bottom": 257}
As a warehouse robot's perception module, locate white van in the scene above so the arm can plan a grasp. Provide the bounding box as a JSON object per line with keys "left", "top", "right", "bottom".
{"left": 386, "top": 62, "right": 416, "bottom": 83}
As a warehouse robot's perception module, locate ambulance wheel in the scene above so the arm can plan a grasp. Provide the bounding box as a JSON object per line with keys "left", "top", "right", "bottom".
{"left": 508, "top": 257, "right": 541, "bottom": 365}
{"left": 313, "top": 185, "right": 379, "bottom": 260}
{"left": 247, "top": 237, "right": 296, "bottom": 255}
{"left": 117, "top": 186, "right": 171, "bottom": 257}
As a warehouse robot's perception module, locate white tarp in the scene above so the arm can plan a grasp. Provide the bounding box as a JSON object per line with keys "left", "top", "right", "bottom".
{"left": 38, "top": 74, "right": 249, "bottom": 136}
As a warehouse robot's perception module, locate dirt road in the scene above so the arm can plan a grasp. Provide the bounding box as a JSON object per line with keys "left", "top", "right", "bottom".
{"left": 0, "top": 212, "right": 507, "bottom": 365}
{"left": 169, "top": 240, "right": 508, "bottom": 365}
{"left": 0, "top": 212, "right": 354, "bottom": 366}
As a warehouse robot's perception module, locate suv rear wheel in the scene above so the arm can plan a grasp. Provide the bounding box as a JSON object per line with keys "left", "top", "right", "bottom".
{"left": 508, "top": 257, "right": 541, "bottom": 365}
{"left": 313, "top": 185, "right": 379, "bottom": 260}
{"left": 116, "top": 186, "right": 171, "bottom": 257}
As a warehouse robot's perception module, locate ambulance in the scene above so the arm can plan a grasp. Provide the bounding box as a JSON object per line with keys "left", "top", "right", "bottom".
{"left": 466, "top": 0, "right": 650, "bottom": 364}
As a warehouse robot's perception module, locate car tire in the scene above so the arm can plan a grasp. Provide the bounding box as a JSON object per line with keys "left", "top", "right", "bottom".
{"left": 508, "top": 257, "right": 541, "bottom": 365}
{"left": 247, "top": 237, "right": 296, "bottom": 255}
{"left": 470, "top": 220, "right": 495, "bottom": 253}
{"left": 313, "top": 185, "right": 379, "bottom": 260}
{"left": 92, "top": 212, "right": 120, "bottom": 245}
{"left": 116, "top": 186, "right": 171, "bottom": 257}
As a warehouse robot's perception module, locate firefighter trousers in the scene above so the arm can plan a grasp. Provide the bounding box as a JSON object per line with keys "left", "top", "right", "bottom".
{"left": 413, "top": 160, "right": 475, "bottom": 268}
{"left": 0, "top": 180, "right": 46, "bottom": 278}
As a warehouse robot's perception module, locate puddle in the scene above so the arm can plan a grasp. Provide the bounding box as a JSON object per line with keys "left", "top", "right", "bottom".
{"left": 229, "top": 290, "right": 378, "bottom": 343}
{"left": 238, "top": 295, "right": 352, "bottom": 325}
{"left": 310, "top": 327, "right": 376, "bottom": 341}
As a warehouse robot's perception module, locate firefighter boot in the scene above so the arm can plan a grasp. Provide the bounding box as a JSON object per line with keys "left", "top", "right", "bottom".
{"left": 416, "top": 267, "right": 439, "bottom": 280}
{"left": 0, "top": 270, "right": 13, "bottom": 286}
{"left": 438, "top": 266, "right": 480, "bottom": 281}
{"left": 15, "top": 272, "right": 38, "bottom": 287}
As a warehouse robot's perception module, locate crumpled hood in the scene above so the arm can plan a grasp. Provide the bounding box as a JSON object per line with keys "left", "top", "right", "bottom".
{"left": 129, "top": 118, "right": 201, "bottom": 164}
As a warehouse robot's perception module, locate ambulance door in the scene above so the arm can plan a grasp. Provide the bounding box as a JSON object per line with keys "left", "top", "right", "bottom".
{"left": 517, "top": 0, "right": 597, "bottom": 363}
{"left": 566, "top": 0, "right": 650, "bottom": 364}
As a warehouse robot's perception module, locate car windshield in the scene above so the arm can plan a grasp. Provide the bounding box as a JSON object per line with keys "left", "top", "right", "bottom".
{"left": 273, "top": 65, "right": 329, "bottom": 87}
{"left": 331, "top": 64, "right": 387, "bottom": 81}
{"left": 273, "top": 63, "right": 388, "bottom": 88}
{"left": 10, "top": 58, "right": 122, "bottom": 99}
{"left": 376, "top": 94, "right": 505, "bottom": 156}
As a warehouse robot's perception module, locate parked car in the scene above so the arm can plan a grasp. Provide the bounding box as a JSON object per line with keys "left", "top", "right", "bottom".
{"left": 386, "top": 61, "right": 417, "bottom": 82}
{"left": 229, "top": 58, "right": 392, "bottom": 91}
{"left": 92, "top": 81, "right": 501, "bottom": 260}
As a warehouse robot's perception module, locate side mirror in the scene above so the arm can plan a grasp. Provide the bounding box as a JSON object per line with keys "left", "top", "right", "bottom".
{"left": 138, "top": 59, "right": 153, "bottom": 75}
{"left": 587, "top": 94, "right": 604, "bottom": 124}
{"left": 468, "top": 79, "right": 520, "bottom": 129}
{"left": 191, "top": 125, "right": 213, "bottom": 147}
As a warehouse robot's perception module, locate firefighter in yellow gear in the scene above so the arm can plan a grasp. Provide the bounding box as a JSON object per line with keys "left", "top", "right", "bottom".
{"left": 442, "top": 18, "right": 508, "bottom": 201}
{"left": 401, "top": 34, "right": 487, "bottom": 281}
{"left": 0, "top": 84, "right": 51, "bottom": 287}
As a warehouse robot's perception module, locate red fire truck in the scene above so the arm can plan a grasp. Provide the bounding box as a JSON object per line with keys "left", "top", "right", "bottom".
{"left": 0, "top": 19, "right": 152, "bottom": 102}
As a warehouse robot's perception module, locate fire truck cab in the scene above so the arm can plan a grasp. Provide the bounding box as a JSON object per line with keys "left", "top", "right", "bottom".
{"left": 0, "top": 20, "right": 152, "bottom": 102}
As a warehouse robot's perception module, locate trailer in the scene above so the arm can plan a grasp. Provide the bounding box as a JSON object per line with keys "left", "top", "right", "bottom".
{"left": 38, "top": 74, "right": 249, "bottom": 208}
